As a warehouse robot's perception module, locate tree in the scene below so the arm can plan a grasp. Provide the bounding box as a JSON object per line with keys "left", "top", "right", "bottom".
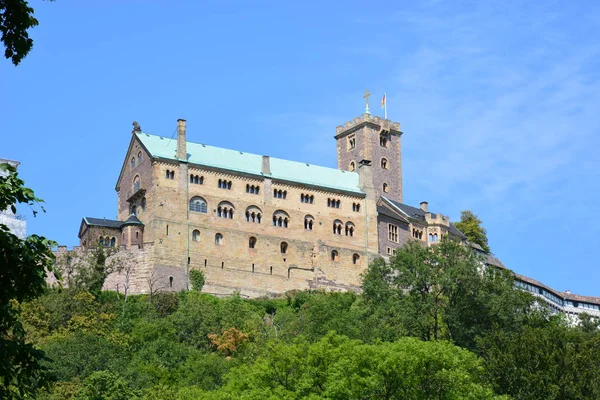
{"left": 0, "top": 162, "right": 56, "bottom": 398}
{"left": 0, "top": 0, "right": 53, "bottom": 65}
{"left": 362, "top": 238, "right": 534, "bottom": 350}
{"left": 454, "top": 210, "right": 491, "bottom": 253}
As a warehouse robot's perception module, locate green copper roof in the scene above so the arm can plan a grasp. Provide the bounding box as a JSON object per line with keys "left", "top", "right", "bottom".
{"left": 136, "top": 133, "right": 363, "bottom": 195}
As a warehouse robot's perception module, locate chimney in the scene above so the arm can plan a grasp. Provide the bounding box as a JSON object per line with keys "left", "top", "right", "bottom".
{"left": 177, "top": 119, "right": 187, "bottom": 160}
{"left": 420, "top": 201, "right": 428, "bottom": 212}
{"left": 261, "top": 155, "right": 271, "bottom": 175}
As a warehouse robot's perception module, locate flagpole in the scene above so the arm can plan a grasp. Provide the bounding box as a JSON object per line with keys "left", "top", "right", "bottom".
{"left": 384, "top": 92, "right": 388, "bottom": 120}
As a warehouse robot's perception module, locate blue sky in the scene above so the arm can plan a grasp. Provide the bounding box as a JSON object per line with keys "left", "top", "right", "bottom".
{"left": 2, "top": 0, "right": 599, "bottom": 295}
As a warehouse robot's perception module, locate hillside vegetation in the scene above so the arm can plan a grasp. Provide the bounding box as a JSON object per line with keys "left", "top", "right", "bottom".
{"left": 14, "top": 239, "right": 600, "bottom": 400}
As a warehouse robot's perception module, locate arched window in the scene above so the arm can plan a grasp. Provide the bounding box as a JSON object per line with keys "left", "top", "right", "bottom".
{"left": 433, "top": 233, "right": 438, "bottom": 242}
{"left": 383, "top": 183, "right": 389, "bottom": 193}
{"left": 215, "top": 233, "right": 223, "bottom": 245}
{"left": 245, "top": 206, "right": 262, "bottom": 224}
{"left": 331, "top": 250, "right": 339, "bottom": 262}
{"left": 131, "top": 157, "right": 136, "bottom": 168}
{"left": 138, "top": 151, "right": 143, "bottom": 164}
{"left": 349, "top": 161, "right": 356, "bottom": 171}
{"left": 280, "top": 242, "right": 288, "bottom": 254}
{"left": 99, "top": 236, "right": 104, "bottom": 246}
{"left": 304, "top": 215, "right": 314, "bottom": 230}
{"left": 273, "top": 210, "right": 289, "bottom": 228}
{"left": 380, "top": 134, "right": 388, "bottom": 147}
{"left": 169, "top": 276, "right": 173, "bottom": 288}
{"left": 333, "top": 220, "right": 343, "bottom": 235}
{"left": 348, "top": 136, "right": 356, "bottom": 149}
{"left": 104, "top": 236, "right": 110, "bottom": 247}
{"left": 110, "top": 237, "right": 116, "bottom": 247}
{"left": 345, "top": 222, "right": 355, "bottom": 237}
{"left": 189, "top": 196, "right": 208, "bottom": 213}
{"left": 381, "top": 158, "right": 388, "bottom": 169}
{"left": 217, "top": 201, "right": 235, "bottom": 219}
{"left": 133, "top": 175, "right": 141, "bottom": 192}
{"left": 429, "top": 233, "right": 433, "bottom": 242}
{"left": 249, "top": 236, "right": 257, "bottom": 249}
{"left": 192, "top": 229, "right": 200, "bottom": 242}
{"left": 353, "top": 253, "right": 360, "bottom": 265}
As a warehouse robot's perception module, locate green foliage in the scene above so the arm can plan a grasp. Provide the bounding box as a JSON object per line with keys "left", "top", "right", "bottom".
{"left": 0, "top": 163, "right": 56, "bottom": 398}
{"left": 454, "top": 210, "right": 491, "bottom": 253}
{"left": 75, "top": 370, "right": 140, "bottom": 400}
{"left": 0, "top": 0, "right": 54, "bottom": 65}
{"left": 189, "top": 269, "right": 205, "bottom": 291}
{"left": 211, "top": 333, "right": 505, "bottom": 399}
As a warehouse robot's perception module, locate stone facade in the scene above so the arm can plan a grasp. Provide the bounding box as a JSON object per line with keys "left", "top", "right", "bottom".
{"left": 50, "top": 110, "right": 600, "bottom": 320}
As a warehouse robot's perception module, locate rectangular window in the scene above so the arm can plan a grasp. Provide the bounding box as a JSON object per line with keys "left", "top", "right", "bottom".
{"left": 352, "top": 202, "right": 360, "bottom": 212}
{"left": 388, "top": 224, "right": 398, "bottom": 243}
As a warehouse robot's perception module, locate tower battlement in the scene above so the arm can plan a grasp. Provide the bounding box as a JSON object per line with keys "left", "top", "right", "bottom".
{"left": 335, "top": 114, "right": 401, "bottom": 138}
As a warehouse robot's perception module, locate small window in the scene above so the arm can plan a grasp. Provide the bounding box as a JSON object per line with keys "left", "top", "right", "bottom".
{"left": 280, "top": 242, "right": 288, "bottom": 254}
{"left": 353, "top": 253, "right": 360, "bottom": 265}
{"left": 381, "top": 158, "right": 388, "bottom": 170}
{"left": 169, "top": 276, "right": 173, "bottom": 288}
{"left": 388, "top": 224, "right": 398, "bottom": 242}
{"left": 348, "top": 135, "right": 356, "bottom": 150}
{"left": 99, "top": 237, "right": 104, "bottom": 246}
{"left": 304, "top": 215, "right": 314, "bottom": 230}
{"left": 352, "top": 202, "right": 361, "bottom": 212}
{"left": 190, "top": 174, "right": 204, "bottom": 185}
{"left": 349, "top": 161, "right": 356, "bottom": 172}
{"left": 331, "top": 250, "right": 339, "bottom": 262}
{"left": 245, "top": 206, "right": 263, "bottom": 224}
{"left": 192, "top": 229, "right": 200, "bottom": 242}
{"left": 383, "top": 183, "right": 389, "bottom": 193}
{"left": 217, "top": 202, "right": 235, "bottom": 219}
{"left": 215, "top": 233, "right": 223, "bottom": 245}
{"left": 141, "top": 197, "right": 146, "bottom": 211}
{"left": 110, "top": 237, "right": 116, "bottom": 247}
{"left": 249, "top": 236, "right": 257, "bottom": 249}
{"left": 218, "top": 179, "right": 232, "bottom": 189}
{"left": 333, "top": 220, "right": 343, "bottom": 235}
{"left": 138, "top": 151, "right": 143, "bottom": 164}
{"left": 165, "top": 170, "right": 175, "bottom": 179}
{"left": 131, "top": 157, "right": 136, "bottom": 168}
{"left": 345, "top": 222, "right": 355, "bottom": 237}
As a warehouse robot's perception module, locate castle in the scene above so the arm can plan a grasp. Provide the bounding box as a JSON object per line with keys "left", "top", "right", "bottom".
{"left": 55, "top": 107, "right": 600, "bottom": 320}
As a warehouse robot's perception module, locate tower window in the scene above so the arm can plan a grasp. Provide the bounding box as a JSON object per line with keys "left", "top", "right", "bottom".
{"left": 383, "top": 183, "right": 389, "bottom": 193}
{"left": 192, "top": 229, "right": 200, "bottom": 242}
{"left": 349, "top": 161, "right": 356, "bottom": 172}
{"left": 381, "top": 158, "right": 389, "bottom": 170}
{"left": 215, "top": 233, "right": 223, "bottom": 245}
{"left": 380, "top": 133, "right": 389, "bottom": 148}
{"left": 348, "top": 135, "right": 356, "bottom": 150}
{"left": 249, "top": 236, "right": 257, "bottom": 249}
{"left": 131, "top": 157, "right": 136, "bottom": 168}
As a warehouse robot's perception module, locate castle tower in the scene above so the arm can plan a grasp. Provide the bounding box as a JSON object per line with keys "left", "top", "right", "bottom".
{"left": 335, "top": 112, "right": 403, "bottom": 203}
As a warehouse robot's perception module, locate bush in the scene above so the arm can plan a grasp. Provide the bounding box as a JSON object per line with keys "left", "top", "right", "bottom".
{"left": 189, "top": 270, "right": 205, "bottom": 292}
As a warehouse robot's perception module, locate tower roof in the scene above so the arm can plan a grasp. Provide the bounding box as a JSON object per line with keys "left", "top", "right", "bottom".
{"left": 135, "top": 132, "right": 364, "bottom": 195}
